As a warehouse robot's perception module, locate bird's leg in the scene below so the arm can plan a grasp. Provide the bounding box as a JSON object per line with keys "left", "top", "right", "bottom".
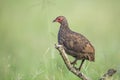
{"left": 78, "top": 59, "right": 85, "bottom": 71}
{"left": 71, "top": 59, "right": 77, "bottom": 66}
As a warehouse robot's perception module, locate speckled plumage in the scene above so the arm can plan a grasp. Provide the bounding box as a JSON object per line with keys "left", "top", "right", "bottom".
{"left": 53, "top": 16, "right": 95, "bottom": 70}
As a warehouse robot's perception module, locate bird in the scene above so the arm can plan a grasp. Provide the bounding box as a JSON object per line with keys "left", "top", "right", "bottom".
{"left": 53, "top": 16, "right": 95, "bottom": 71}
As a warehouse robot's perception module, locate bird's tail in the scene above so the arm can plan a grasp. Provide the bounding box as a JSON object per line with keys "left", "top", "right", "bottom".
{"left": 88, "top": 53, "right": 95, "bottom": 61}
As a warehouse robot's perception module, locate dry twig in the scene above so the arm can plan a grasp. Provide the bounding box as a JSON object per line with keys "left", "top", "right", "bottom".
{"left": 55, "top": 44, "right": 117, "bottom": 80}
{"left": 99, "top": 69, "right": 117, "bottom": 80}
{"left": 55, "top": 44, "right": 89, "bottom": 80}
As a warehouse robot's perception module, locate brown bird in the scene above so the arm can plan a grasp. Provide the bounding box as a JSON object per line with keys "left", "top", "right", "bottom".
{"left": 53, "top": 16, "right": 95, "bottom": 71}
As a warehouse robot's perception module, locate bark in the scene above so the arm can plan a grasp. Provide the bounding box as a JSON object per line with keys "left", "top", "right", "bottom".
{"left": 55, "top": 44, "right": 117, "bottom": 80}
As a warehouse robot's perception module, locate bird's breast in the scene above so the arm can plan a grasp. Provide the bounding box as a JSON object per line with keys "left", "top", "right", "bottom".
{"left": 58, "top": 29, "right": 69, "bottom": 45}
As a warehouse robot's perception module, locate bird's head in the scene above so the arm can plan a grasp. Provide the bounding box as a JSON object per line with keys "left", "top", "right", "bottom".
{"left": 53, "top": 16, "right": 66, "bottom": 24}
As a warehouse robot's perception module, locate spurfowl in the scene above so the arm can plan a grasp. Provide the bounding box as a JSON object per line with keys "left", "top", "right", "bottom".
{"left": 53, "top": 16, "right": 95, "bottom": 71}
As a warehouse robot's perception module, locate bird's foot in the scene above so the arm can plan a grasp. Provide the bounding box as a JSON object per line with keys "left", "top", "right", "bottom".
{"left": 71, "top": 61, "right": 77, "bottom": 68}
{"left": 71, "top": 61, "right": 77, "bottom": 65}
{"left": 71, "top": 59, "right": 77, "bottom": 65}
{"left": 73, "top": 66, "right": 80, "bottom": 71}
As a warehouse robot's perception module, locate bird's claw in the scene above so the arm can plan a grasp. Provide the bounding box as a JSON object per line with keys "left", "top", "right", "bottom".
{"left": 70, "top": 61, "right": 77, "bottom": 66}
{"left": 70, "top": 59, "right": 78, "bottom": 68}
{"left": 71, "top": 62, "right": 76, "bottom": 65}
{"left": 72, "top": 66, "right": 80, "bottom": 71}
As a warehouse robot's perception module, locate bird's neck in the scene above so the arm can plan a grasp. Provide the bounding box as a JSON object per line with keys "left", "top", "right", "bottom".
{"left": 59, "top": 20, "right": 70, "bottom": 32}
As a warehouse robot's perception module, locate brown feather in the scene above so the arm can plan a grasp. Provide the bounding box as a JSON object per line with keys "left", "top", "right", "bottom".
{"left": 54, "top": 16, "right": 95, "bottom": 64}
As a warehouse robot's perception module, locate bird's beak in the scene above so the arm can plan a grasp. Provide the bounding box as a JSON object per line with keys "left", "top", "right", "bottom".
{"left": 53, "top": 19, "right": 56, "bottom": 22}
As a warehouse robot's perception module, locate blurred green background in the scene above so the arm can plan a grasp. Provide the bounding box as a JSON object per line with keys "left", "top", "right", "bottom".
{"left": 0, "top": 0, "right": 120, "bottom": 80}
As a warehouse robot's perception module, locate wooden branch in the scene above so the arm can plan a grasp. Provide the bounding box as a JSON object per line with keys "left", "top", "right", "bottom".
{"left": 99, "top": 69, "right": 117, "bottom": 80}
{"left": 55, "top": 44, "right": 117, "bottom": 80}
{"left": 55, "top": 44, "right": 89, "bottom": 80}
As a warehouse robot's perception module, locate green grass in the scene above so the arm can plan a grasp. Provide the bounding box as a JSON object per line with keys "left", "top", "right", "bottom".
{"left": 0, "top": 0, "right": 120, "bottom": 80}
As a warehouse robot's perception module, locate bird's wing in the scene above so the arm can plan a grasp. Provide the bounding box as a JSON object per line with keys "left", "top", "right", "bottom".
{"left": 63, "top": 32, "right": 94, "bottom": 53}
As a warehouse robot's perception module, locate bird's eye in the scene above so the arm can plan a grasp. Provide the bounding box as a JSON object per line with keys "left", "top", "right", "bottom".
{"left": 58, "top": 18, "right": 61, "bottom": 20}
